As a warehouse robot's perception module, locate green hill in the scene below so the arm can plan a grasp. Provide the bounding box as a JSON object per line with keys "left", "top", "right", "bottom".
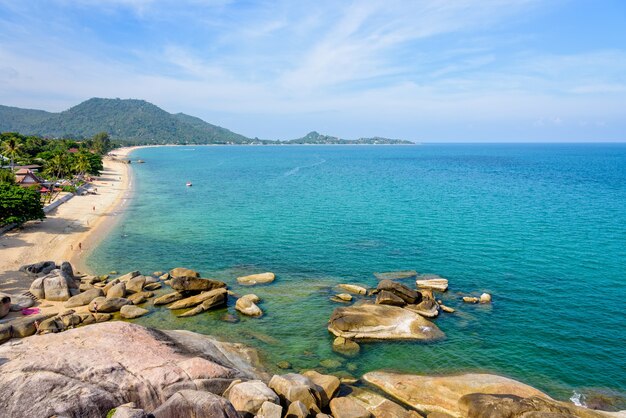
{"left": 0, "top": 98, "right": 253, "bottom": 144}
{"left": 286, "top": 131, "right": 413, "bottom": 145}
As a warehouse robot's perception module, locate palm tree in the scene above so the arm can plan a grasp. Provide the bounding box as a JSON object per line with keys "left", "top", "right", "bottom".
{"left": 73, "top": 152, "right": 91, "bottom": 178}
{"left": 1, "top": 136, "right": 23, "bottom": 171}
{"left": 45, "top": 153, "right": 69, "bottom": 179}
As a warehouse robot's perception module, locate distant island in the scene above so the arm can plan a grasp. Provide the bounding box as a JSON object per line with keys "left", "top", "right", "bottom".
{"left": 0, "top": 98, "right": 414, "bottom": 145}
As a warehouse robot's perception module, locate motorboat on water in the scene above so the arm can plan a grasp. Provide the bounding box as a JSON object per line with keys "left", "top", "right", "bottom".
{"left": 186, "top": 181, "right": 192, "bottom": 187}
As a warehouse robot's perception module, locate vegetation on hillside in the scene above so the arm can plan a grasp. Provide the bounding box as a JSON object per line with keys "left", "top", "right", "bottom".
{"left": 285, "top": 131, "right": 413, "bottom": 145}
{"left": 0, "top": 182, "right": 45, "bottom": 226}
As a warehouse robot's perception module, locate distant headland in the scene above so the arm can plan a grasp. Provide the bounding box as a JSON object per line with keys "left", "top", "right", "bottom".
{"left": 0, "top": 98, "right": 414, "bottom": 146}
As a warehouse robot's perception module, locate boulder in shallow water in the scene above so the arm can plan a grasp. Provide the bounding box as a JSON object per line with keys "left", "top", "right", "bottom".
{"left": 168, "top": 288, "right": 227, "bottom": 310}
{"left": 480, "top": 293, "right": 492, "bottom": 304}
{"left": 170, "top": 276, "right": 226, "bottom": 292}
{"left": 375, "top": 290, "right": 406, "bottom": 306}
{"left": 169, "top": 267, "right": 200, "bottom": 278}
{"left": 416, "top": 275, "right": 448, "bottom": 292}
{"left": 332, "top": 337, "right": 360, "bottom": 357}
{"left": 106, "top": 282, "right": 126, "bottom": 299}
{"left": 338, "top": 284, "right": 368, "bottom": 295}
{"left": 177, "top": 290, "right": 227, "bottom": 317}
{"left": 153, "top": 291, "right": 184, "bottom": 305}
{"left": 463, "top": 296, "right": 479, "bottom": 304}
{"left": 236, "top": 272, "right": 276, "bottom": 285}
{"left": 336, "top": 293, "right": 353, "bottom": 301}
{"left": 362, "top": 372, "right": 550, "bottom": 417}
{"left": 89, "top": 296, "right": 132, "bottom": 313}
{"left": 405, "top": 298, "right": 439, "bottom": 318}
{"left": 65, "top": 288, "right": 105, "bottom": 308}
{"left": 328, "top": 304, "right": 444, "bottom": 341}
{"left": 126, "top": 275, "right": 146, "bottom": 294}
{"left": 376, "top": 280, "right": 421, "bottom": 304}
{"left": 235, "top": 294, "right": 263, "bottom": 317}
{"left": 373, "top": 270, "right": 418, "bottom": 280}
{"left": 120, "top": 305, "right": 149, "bottom": 319}
{"left": 116, "top": 271, "right": 141, "bottom": 282}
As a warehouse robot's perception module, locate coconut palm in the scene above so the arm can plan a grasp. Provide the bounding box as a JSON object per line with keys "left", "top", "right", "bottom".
{"left": 73, "top": 152, "right": 91, "bottom": 177}
{"left": 45, "top": 153, "right": 70, "bottom": 179}
{"left": 1, "top": 136, "right": 23, "bottom": 171}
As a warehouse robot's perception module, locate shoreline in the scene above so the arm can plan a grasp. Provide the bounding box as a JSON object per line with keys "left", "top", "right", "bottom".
{"left": 0, "top": 146, "right": 141, "bottom": 292}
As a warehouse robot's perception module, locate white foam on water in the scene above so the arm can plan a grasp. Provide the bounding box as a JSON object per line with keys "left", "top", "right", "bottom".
{"left": 570, "top": 391, "right": 587, "bottom": 408}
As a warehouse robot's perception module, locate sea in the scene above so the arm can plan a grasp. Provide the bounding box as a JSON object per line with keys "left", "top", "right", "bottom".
{"left": 88, "top": 143, "right": 626, "bottom": 409}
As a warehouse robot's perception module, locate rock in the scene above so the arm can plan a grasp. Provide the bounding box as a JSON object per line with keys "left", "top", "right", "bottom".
{"left": 343, "top": 385, "right": 422, "bottom": 418}
{"left": 221, "top": 313, "right": 240, "bottom": 323}
{"left": 144, "top": 282, "right": 162, "bottom": 291}
{"left": 227, "top": 380, "right": 280, "bottom": 417}
{"left": 374, "top": 270, "right": 418, "bottom": 280}
{"left": 59, "top": 261, "right": 75, "bottom": 280}
{"left": 320, "top": 358, "right": 343, "bottom": 369}
{"left": 0, "top": 322, "right": 261, "bottom": 417}
{"left": 479, "top": 293, "right": 492, "bottom": 304}
{"left": 78, "top": 313, "right": 96, "bottom": 325}
{"left": 177, "top": 290, "right": 228, "bottom": 318}
{"left": 237, "top": 272, "right": 276, "bottom": 285}
{"left": 38, "top": 316, "right": 66, "bottom": 333}
{"left": 236, "top": 294, "right": 263, "bottom": 317}
{"left": 6, "top": 293, "right": 34, "bottom": 311}
{"left": 61, "top": 313, "right": 81, "bottom": 328}
{"left": 117, "top": 271, "right": 141, "bottom": 282}
{"left": 303, "top": 370, "right": 340, "bottom": 408}
{"left": 376, "top": 280, "right": 421, "bottom": 304}
{"left": 7, "top": 313, "right": 54, "bottom": 337}
{"left": 93, "top": 313, "right": 112, "bottom": 322}
{"left": 28, "top": 277, "right": 45, "bottom": 299}
{"left": 127, "top": 292, "right": 148, "bottom": 305}
{"left": 152, "top": 390, "right": 240, "bottom": 418}
{"left": 89, "top": 296, "right": 132, "bottom": 313}
{"left": 120, "top": 305, "right": 149, "bottom": 319}
{"left": 269, "top": 373, "right": 321, "bottom": 412}
{"left": 405, "top": 298, "right": 439, "bottom": 318}
{"left": 330, "top": 397, "right": 372, "bottom": 418}
{"left": 168, "top": 288, "right": 228, "bottom": 310}
{"left": 0, "top": 323, "right": 12, "bottom": 344}
{"left": 65, "top": 288, "right": 104, "bottom": 308}
{"left": 170, "top": 276, "right": 227, "bottom": 292}
{"left": 440, "top": 304, "right": 455, "bottom": 313}
{"left": 107, "top": 282, "right": 127, "bottom": 298}
{"left": 79, "top": 282, "right": 95, "bottom": 292}
{"left": 103, "top": 278, "right": 120, "bottom": 294}
{"left": 362, "top": 372, "right": 550, "bottom": 417}
{"left": 110, "top": 405, "right": 148, "bottom": 418}
{"left": 328, "top": 304, "right": 444, "bottom": 341}
{"left": 332, "top": 337, "right": 360, "bottom": 356}
{"left": 416, "top": 275, "right": 448, "bottom": 292}
{"left": 286, "top": 400, "right": 310, "bottom": 418}
{"left": 1, "top": 294, "right": 10, "bottom": 319}
{"left": 463, "top": 296, "right": 479, "bottom": 304}
{"left": 126, "top": 275, "right": 146, "bottom": 294}
{"left": 277, "top": 361, "right": 292, "bottom": 369}
{"left": 153, "top": 291, "right": 184, "bottom": 305}
{"left": 159, "top": 273, "right": 170, "bottom": 281}
{"left": 458, "top": 393, "right": 610, "bottom": 418}
{"left": 375, "top": 290, "right": 406, "bottom": 306}
{"left": 336, "top": 293, "right": 353, "bottom": 301}
{"left": 169, "top": 267, "right": 200, "bottom": 278}
{"left": 257, "top": 400, "right": 283, "bottom": 418}
{"left": 42, "top": 270, "right": 72, "bottom": 301}
{"left": 20, "top": 260, "right": 56, "bottom": 275}
{"left": 339, "top": 284, "right": 367, "bottom": 295}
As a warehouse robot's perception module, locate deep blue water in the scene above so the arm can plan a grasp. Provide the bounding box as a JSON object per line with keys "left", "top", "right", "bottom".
{"left": 89, "top": 144, "right": 626, "bottom": 407}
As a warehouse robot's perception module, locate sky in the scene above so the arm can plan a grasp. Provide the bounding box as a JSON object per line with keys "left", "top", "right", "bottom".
{"left": 0, "top": 0, "right": 625, "bottom": 142}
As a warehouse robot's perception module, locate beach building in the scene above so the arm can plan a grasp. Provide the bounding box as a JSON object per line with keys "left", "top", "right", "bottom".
{"left": 14, "top": 168, "right": 43, "bottom": 187}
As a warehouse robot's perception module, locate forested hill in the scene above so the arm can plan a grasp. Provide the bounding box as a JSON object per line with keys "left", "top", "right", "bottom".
{"left": 0, "top": 98, "right": 415, "bottom": 145}
{"left": 0, "top": 98, "right": 253, "bottom": 144}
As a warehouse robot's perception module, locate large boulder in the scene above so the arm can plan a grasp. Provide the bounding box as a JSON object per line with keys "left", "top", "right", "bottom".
{"left": 1, "top": 295, "right": 10, "bottom": 319}
{"left": 169, "top": 267, "right": 200, "bottom": 278}
{"left": 332, "top": 336, "right": 360, "bottom": 356}
{"left": 59, "top": 261, "right": 75, "bottom": 281}
{"left": 28, "top": 276, "right": 45, "bottom": 299}
{"left": 405, "top": 298, "right": 439, "bottom": 318}
{"left": 344, "top": 385, "right": 422, "bottom": 418}
{"left": 6, "top": 313, "right": 55, "bottom": 338}
{"left": 302, "top": 370, "right": 340, "bottom": 408}
{"left": 328, "top": 304, "right": 444, "bottom": 341}
{"left": 338, "top": 284, "right": 368, "bottom": 295}
{"left": 458, "top": 393, "right": 611, "bottom": 418}
{"left": 257, "top": 401, "right": 283, "bottom": 418}
{"left": 376, "top": 280, "right": 421, "bottom": 304}
{"left": 120, "top": 305, "right": 149, "bottom": 319}
{"left": 373, "top": 270, "right": 418, "bottom": 280}
{"left": 42, "top": 270, "right": 72, "bottom": 301}
{"left": 116, "top": 271, "right": 141, "bottom": 282}
{"left": 19, "top": 260, "right": 56, "bottom": 275}
{"left": 362, "top": 372, "right": 551, "bottom": 417}
{"left": 227, "top": 380, "right": 280, "bottom": 417}
{"left": 153, "top": 390, "right": 240, "bottom": 417}
{"left": 177, "top": 291, "right": 228, "bottom": 317}
{"left": 170, "top": 276, "right": 226, "bottom": 292}
{"left": 168, "top": 288, "right": 227, "bottom": 310}
{"left": 65, "top": 288, "right": 104, "bottom": 308}
{"left": 6, "top": 293, "right": 34, "bottom": 311}
{"left": 153, "top": 291, "right": 184, "bottom": 305}
{"left": 416, "top": 274, "right": 448, "bottom": 292}
{"left": 375, "top": 290, "right": 406, "bottom": 306}
{"left": 89, "top": 296, "right": 132, "bottom": 313}
{"left": 330, "top": 397, "right": 372, "bottom": 418}
{"left": 0, "top": 323, "right": 11, "bottom": 344}
{"left": 0, "top": 322, "right": 261, "bottom": 417}
{"left": 269, "top": 373, "right": 321, "bottom": 413}
{"left": 235, "top": 294, "right": 263, "bottom": 317}
{"left": 126, "top": 276, "right": 146, "bottom": 294}
{"left": 107, "top": 282, "right": 127, "bottom": 298}
{"left": 236, "top": 272, "right": 275, "bottom": 285}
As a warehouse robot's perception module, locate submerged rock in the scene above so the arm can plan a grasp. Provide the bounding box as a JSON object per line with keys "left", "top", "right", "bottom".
{"left": 328, "top": 304, "right": 444, "bottom": 341}
{"left": 336, "top": 293, "right": 353, "bottom": 301}
{"left": 332, "top": 336, "right": 360, "bottom": 356}
{"left": 236, "top": 272, "right": 276, "bottom": 285}
{"left": 362, "top": 372, "right": 550, "bottom": 417}
{"left": 463, "top": 296, "right": 479, "bottom": 304}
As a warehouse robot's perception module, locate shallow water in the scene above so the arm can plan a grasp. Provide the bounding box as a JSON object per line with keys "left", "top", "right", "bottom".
{"left": 89, "top": 144, "right": 626, "bottom": 407}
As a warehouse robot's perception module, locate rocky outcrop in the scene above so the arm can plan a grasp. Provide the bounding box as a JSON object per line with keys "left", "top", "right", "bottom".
{"left": 107, "top": 282, "right": 127, "bottom": 298}
{"left": 152, "top": 390, "right": 239, "bottom": 418}
{"left": 65, "top": 288, "right": 104, "bottom": 308}
{"left": 235, "top": 294, "right": 263, "bottom": 317}
{"left": 168, "top": 288, "right": 227, "bottom": 310}
{"left": 126, "top": 275, "right": 146, "bottom": 294}
{"left": 0, "top": 322, "right": 261, "bottom": 417}
{"left": 328, "top": 304, "right": 444, "bottom": 341}
{"left": 28, "top": 268, "right": 79, "bottom": 301}
{"left": 170, "top": 276, "right": 226, "bottom": 292}
{"left": 362, "top": 372, "right": 550, "bottom": 417}
{"left": 236, "top": 272, "right": 276, "bottom": 285}
{"left": 226, "top": 380, "right": 280, "bottom": 417}
{"left": 416, "top": 275, "right": 448, "bottom": 292}
{"left": 375, "top": 280, "right": 421, "bottom": 304}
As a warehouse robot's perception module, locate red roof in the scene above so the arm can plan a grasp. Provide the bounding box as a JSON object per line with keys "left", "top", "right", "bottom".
{"left": 68, "top": 148, "right": 79, "bottom": 153}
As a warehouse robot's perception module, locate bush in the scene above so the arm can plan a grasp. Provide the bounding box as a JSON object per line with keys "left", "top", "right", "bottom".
{"left": 0, "top": 183, "right": 45, "bottom": 226}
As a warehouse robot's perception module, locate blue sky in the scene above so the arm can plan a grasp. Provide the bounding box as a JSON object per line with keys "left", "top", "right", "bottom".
{"left": 0, "top": 0, "right": 625, "bottom": 142}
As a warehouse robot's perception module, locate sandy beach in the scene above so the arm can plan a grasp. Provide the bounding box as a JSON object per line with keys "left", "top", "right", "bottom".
{"left": 0, "top": 146, "right": 139, "bottom": 295}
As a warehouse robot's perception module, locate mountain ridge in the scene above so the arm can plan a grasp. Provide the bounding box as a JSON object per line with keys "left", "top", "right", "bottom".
{"left": 0, "top": 98, "right": 414, "bottom": 145}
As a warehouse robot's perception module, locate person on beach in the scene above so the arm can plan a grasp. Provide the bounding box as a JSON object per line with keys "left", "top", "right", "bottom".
{"left": 92, "top": 206, "right": 95, "bottom": 211}
{"left": 70, "top": 244, "right": 73, "bottom": 251}
{"left": 78, "top": 242, "right": 82, "bottom": 251}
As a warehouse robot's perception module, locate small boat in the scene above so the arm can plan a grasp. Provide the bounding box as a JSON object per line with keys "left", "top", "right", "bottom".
{"left": 186, "top": 181, "right": 192, "bottom": 187}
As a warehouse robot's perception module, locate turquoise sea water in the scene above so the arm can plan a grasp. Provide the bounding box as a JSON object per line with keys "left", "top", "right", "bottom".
{"left": 89, "top": 144, "right": 626, "bottom": 407}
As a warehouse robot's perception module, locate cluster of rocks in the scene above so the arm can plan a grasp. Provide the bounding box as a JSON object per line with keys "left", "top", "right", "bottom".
{"left": 326, "top": 271, "right": 494, "bottom": 356}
